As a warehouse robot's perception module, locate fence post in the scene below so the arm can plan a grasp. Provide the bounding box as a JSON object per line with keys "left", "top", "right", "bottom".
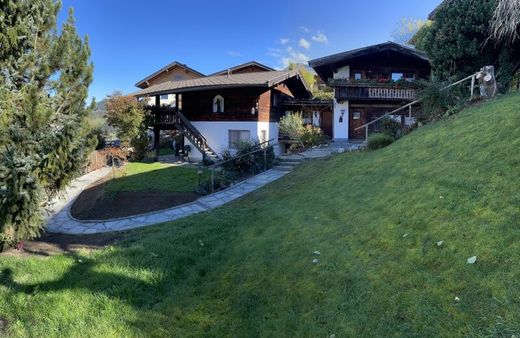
{"left": 408, "top": 105, "right": 412, "bottom": 125}
{"left": 210, "top": 168, "right": 214, "bottom": 194}
{"left": 470, "top": 74, "right": 476, "bottom": 100}
{"left": 365, "top": 125, "right": 369, "bottom": 143}
{"left": 263, "top": 149, "right": 267, "bottom": 172}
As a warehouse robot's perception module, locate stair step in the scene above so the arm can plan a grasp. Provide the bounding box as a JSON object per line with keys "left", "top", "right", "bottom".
{"left": 273, "top": 165, "right": 294, "bottom": 172}
{"left": 278, "top": 161, "right": 300, "bottom": 166}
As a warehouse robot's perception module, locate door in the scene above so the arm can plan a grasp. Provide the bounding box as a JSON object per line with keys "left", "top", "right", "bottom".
{"left": 320, "top": 110, "right": 333, "bottom": 139}
{"left": 349, "top": 109, "right": 366, "bottom": 140}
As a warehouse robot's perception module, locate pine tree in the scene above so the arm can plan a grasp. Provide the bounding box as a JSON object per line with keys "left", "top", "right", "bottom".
{"left": 0, "top": 0, "right": 95, "bottom": 249}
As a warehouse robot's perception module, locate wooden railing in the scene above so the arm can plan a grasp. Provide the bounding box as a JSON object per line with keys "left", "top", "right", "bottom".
{"left": 354, "top": 68, "right": 495, "bottom": 142}
{"left": 335, "top": 86, "right": 417, "bottom": 100}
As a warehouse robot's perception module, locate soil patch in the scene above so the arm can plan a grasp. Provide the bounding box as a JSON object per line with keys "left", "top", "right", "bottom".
{"left": 70, "top": 179, "right": 199, "bottom": 220}
{"left": 0, "top": 232, "right": 122, "bottom": 258}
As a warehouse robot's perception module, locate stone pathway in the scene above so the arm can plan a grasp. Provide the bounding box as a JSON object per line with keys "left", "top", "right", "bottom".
{"left": 46, "top": 168, "right": 288, "bottom": 235}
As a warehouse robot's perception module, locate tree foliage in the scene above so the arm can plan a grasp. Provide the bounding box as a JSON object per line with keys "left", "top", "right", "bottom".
{"left": 414, "top": 0, "right": 520, "bottom": 90}
{"left": 105, "top": 93, "right": 147, "bottom": 143}
{"left": 0, "top": 1, "right": 94, "bottom": 248}
{"left": 392, "top": 17, "right": 431, "bottom": 45}
{"left": 490, "top": 0, "right": 520, "bottom": 43}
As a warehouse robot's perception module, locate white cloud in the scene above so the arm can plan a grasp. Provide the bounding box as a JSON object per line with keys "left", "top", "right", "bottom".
{"left": 280, "top": 51, "right": 310, "bottom": 68}
{"left": 227, "top": 51, "right": 243, "bottom": 57}
{"left": 311, "top": 31, "right": 328, "bottom": 44}
{"left": 300, "top": 26, "right": 310, "bottom": 33}
{"left": 286, "top": 46, "right": 293, "bottom": 52}
{"left": 280, "top": 38, "right": 290, "bottom": 45}
{"left": 299, "top": 38, "right": 311, "bottom": 50}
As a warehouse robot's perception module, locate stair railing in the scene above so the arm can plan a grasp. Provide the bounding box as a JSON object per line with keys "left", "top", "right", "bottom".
{"left": 204, "top": 139, "right": 276, "bottom": 193}
{"left": 174, "top": 111, "right": 219, "bottom": 160}
{"left": 354, "top": 68, "right": 494, "bottom": 142}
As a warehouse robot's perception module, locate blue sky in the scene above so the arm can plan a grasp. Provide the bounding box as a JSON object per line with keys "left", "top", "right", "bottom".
{"left": 58, "top": 0, "right": 441, "bottom": 102}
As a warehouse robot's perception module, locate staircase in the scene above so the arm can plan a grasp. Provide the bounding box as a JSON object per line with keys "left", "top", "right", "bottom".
{"left": 273, "top": 156, "right": 305, "bottom": 172}
{"left": 173, "top": 111, "right": 220, "bottom": 162}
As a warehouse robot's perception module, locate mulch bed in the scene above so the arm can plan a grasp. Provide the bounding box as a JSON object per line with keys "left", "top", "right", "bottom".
{"left": 70, "top": 179, "right": 199, "bottom": 220}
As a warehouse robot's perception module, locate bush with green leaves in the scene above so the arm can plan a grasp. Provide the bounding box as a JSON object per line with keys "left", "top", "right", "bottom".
{"left": 378, "top": 116, "right": 403, "bottom": 139}
{"left": 280, "top": 113, "right": 326, "bottom": 149}
{"left": 300, "top": 125, "right": 327, "bottom": 147}
{"left": 0, "top": 1, "right": 94, "bottom": 249}
{"left": 416, "top": 80, "right": 466, "bottom": 123}
{"left": 367, "top": 133, "right": 395, "bottom": 150}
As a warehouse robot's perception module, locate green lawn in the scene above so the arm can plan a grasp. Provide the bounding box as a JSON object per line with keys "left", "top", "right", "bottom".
{"left": 105, "top": 162, "right": 209, "bottom": 194}
{"left": 1, "top": 94, "right": 520, "bottom": 336}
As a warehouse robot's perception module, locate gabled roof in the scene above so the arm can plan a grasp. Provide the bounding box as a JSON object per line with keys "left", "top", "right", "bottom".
{"left": 309, "top": 41, "right": 429, "bottom": 68}
{"left": 132, "top": 70, "right": 311, "bottom": 98}
{"left": 135, "top": 61, "right": 205, "bottom": 88}
{"left": 309, "top": 41, "right": 430, "bottom": 81}
{"left": 208, "top": 61, "right": 275, "bottom": 77}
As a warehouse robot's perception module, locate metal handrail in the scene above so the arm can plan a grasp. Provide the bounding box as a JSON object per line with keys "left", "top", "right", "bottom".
{"left": 354, "top": 72, "right": 480, "bottom": 132}
{"left": 206, "top": 139, "right": 275, "bottom": 169}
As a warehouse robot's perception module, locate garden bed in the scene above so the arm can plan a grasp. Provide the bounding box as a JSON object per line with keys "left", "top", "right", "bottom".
{"left": 70, "top": 162, "right": 206, "bottom": 220}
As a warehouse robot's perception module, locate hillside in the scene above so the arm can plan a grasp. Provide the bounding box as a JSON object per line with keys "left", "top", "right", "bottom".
{"left": 1, "top": 94, "right": 519, "bottom": 336}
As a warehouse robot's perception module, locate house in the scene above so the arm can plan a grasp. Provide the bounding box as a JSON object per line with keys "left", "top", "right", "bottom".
{"left": 309, "top": 41, "right": 431, "bottom": 141}
{"left": 133, "top": 64, "right": 311, "bottom": 161}
{"left": 208, "top": 61, "right": 275, "bottom": 77}
{"left": 135, "top": 61, "right": 205, "bottom": 107}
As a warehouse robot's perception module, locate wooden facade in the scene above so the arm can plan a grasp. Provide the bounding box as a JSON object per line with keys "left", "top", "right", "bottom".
{"left": 309, "top": 42, "right": 431, "bottom": 140}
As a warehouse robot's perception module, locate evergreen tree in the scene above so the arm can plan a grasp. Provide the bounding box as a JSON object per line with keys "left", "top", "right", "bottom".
{"left": 0, "top": 0, "right": 95, "bottom": 249}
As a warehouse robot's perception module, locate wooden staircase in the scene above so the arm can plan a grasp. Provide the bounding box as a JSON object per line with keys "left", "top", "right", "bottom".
{"left": 173, "top": 111, "right": 220, "bottom": 163}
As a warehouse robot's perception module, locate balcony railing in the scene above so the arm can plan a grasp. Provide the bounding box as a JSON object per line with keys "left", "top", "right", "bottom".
{"left": 330, "top": 78, "right": 421, "bottom": 101}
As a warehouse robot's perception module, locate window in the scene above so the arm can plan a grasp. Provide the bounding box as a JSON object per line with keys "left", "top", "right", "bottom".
{"left": 353, "top": 112, "right": 361, "bottom": 120}
{"left": 229, "top": 130, "right": 250, "bottom": 148}
{"left": 354, "top": 72, "right": 362, "bottom": 80}
{"left": 404, "top": 72, "right": 415, "bottom": 82}
{"left": 160, "top": 94, "right": 169, "bottom": 100}
{"left": 391, "top": 72, "right": 404, "bottom": 81}
{"left": 272, "top": 92, "right": 279, "bottom": 107}
{"left": 213, "top": 95, "right": 224, "bottom": 113}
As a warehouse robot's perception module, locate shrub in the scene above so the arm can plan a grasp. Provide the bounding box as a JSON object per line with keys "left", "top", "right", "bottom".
{"left": 301, "top": 125, "right": 327, "bottom": 147}
{"left": 279, "top": 113, "right": 305, "bottom": 141}
{"left": 379, "top": 116, "right": 403, "bottom": 139}
{"left": 416, "top": 80, "right": 465, "bottom": 123}
{"left": 367, "top": 133, "right": 395, "bottom": 150}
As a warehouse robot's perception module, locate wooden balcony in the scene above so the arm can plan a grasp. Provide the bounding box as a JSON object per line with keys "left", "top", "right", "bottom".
{"left": 330, "top": 79, "right": 420, "bottom": 101}
{"left": 335, "top": 86, "right": 417, "bottom": 101}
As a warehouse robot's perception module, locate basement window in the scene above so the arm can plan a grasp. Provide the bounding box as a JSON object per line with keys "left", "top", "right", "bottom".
{"left": 229, "top": 130, "right": 250, "bottom": 148}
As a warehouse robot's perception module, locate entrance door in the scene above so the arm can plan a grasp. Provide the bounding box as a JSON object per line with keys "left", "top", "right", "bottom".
{"left": 349, "top": 109, "right": 366, "bottom": 140}
{"left": 320, "top": 110, "right": 333, "bottom": 139}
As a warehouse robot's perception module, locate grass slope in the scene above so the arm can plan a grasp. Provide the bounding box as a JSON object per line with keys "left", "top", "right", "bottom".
{"left": 1, "top": 94, "right": 520, "bottom": 337}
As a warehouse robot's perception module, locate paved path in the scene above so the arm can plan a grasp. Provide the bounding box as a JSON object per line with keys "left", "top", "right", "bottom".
{"left": 46, "top": 168, "right": 288, "bottom": 235}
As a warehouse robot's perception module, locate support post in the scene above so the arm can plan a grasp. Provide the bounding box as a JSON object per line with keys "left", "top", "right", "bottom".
{"left": 155, "top": 95, "right": 160, "bottom": 107}
{"left": 263, "top": 149, "right": 267, "bottom": 172}
{"left": 154, "top": 126, "right": 160, "bottom": 160}
{"left": 365, "top": 125, "right": 369, "bottom": 143}
{"left": 408, "top": 105, "right": 412, "bottom": 126}
{"left": 470, "top": 74, "right": 476, "bottom": 100}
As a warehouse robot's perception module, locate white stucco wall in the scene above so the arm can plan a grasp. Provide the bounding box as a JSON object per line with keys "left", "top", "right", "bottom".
{"left": 333, "top": 65, "right": 350, "bottom": 79}
{"left": 333, "top": 99, "right": 349, "bottom": 140}
{"left": 185, "top": 121, "right": 281, "bottom": 161}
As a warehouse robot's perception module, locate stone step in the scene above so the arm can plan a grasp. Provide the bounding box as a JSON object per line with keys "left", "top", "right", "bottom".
{"left": 272, "top": 165, "right": 294, "bottom": 172}
{"left": 278, "top": 161, "right": 300, "bottom": 166}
